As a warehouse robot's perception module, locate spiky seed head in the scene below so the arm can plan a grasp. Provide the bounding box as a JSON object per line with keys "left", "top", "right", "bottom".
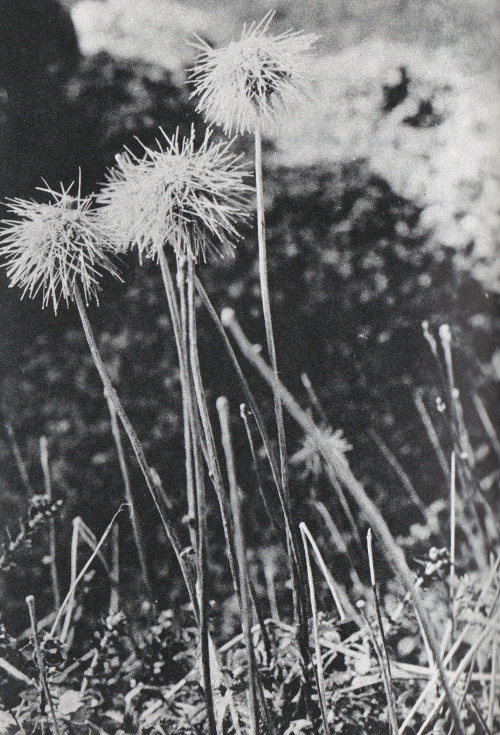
{"left": 189, "top": 11, "right": 318, "bottom": 135}
{"left": 97, "top": 127, "right": 252, "bottom": 262}
{"left": 0, "top": 183, "right": 120, "bottom": 314}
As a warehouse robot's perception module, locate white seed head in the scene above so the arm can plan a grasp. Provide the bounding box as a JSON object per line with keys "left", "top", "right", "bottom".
{"left": 0, "top": 183, "right": 120, "bottom": 314}
{"left": 97, "top": 127, "right": 252, "bottom": 262}
{"left": 189, "top": 11, "right": 318, "bottom": 135}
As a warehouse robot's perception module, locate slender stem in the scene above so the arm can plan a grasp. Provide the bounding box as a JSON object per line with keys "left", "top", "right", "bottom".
{"left": 240, "top": 403, "right": 282, "bottom": 537}
{"left": 51, "top": 505, "right": 127, "bottom": 637}
{"left": 254, "top": 123, "right": 289, "bottom": 502}
{"left": 196, "top": 278, "right": 298, "bottom": 570}
{"left": 449, "top": 451, "right": 456, "bottom": 590}
{"left": 413, "top": 388, "right": 450, "bottom": 481}
{"left": 192, "top": 414, "right": 217, "bottom": 735}
{"left": 368, "top": 428, "right": 426, "bottom": 514}
{"left": 74, "top": 286, "right": 198, "bottom": 623}
{"left": 300, "top": 525, "right": 330, "bottom": 735}
{"left": 311, "top": 499, "right": 364, "bottom": 598}
{"left": 487, "top": 636, "right": 498, "bottom": 732}
{"left": 106, "top": 393, "right": 152, "bottom": 596}
{"left": 472, "top": 391, "right": 500, "bottom": 463}
{"left": 217, "top": 396, "right": 260, "bottom": 735}
{"left": 109, "top": 524, "right": 120, "bottom": 614}
{"left": 196, "top": 278, "right": 311, "bottom": 690}
{"left": 177, "top": 255, "right": 198, "bottom": 549}
{"left": 26, "top": 595, "right": 61, "bottom": 735}
{"left": 159, "top": 248, "right": 197, "bottom": 550}
{"left": 5, "top": 421, "right": 33, "bottom": 494}
{"left": 367, "top": 529, "right": 399, "bottom": 735}
{"left": 300, "top": 522, "right": 345, "bottom": 621}
{"left": 224, "top": 309, "right": 465, "bottom": 735}
{"left": 40, "top": 437, "right": 61, "bottom": 617}
{"left": 186, "top": 257, "right": 240, "bottom": 600}
{"left": 60, "top": 517, "right": 81, "bottom": 644}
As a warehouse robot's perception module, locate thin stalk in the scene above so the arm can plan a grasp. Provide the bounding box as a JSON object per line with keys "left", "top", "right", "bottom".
{"left": 159, "top": 247, "right": 197, "bottom": 550}
{"left": 311, "top": 499, "right": 364, "bottom": 596}
{"left": 240, "top": 403, "right": 282, "bottom": 536}
{"left": 324, "top": 464, "right": 362, "bottom": 550}
{"left": 472, "top": 391, "right": 500, "bottom": 463}
{"left": 300, "top": 524, "right": 330, "bottom": 735}
{"left": 60, "top": 517, "right": 81, "bottom": 644}
{"left": 449, "top": 451, "right": 457, "bottom": 591}
{"left": 40, "top": 437, "right": 61, "bottom": 616}
{"left": 487, "top": 636, "right": 497, "bottom": 732}
{"left": 5, "top": 421, "right": 33, "bottom": 494}
{"left": 194, "top": 278, "right": 309, "bottom": 654}
{"left": 177, "top": 255, "right": 198, "bottom": 549}
{"left": 439, "top": 325, "right": 475, "bottom": 468}
{"left": 74, "top": 286, "right": 198, "bottom": 622}
{"left": 413, "top": 388, "right": 450, "bottom": 481}
{"left": 255, "top": 123, "right": 306, "bottom": 642}
{"left": 224, "top": 309, "right": 465, "bottom": 735}
{"left": 192, "top": 419, "right": 217, "bottom": 735}
{"left": 254, "top": 122, "right": 289, "bottom": 504}
{"left": 258, "top": 547, "right": 281, "bottom": 622}
{"left": 217, "top": 396, "right": 260, "bottom": 735}
{"left": 195, "top": 278, "right": 298, "bottom": 569}
{"left": 26, "top": 595, "right": 61, "bottom": 735}
{"left": 51, "top": 505, "right": 127, "bottom": 637}
{"left": 106, "top": 393, "right": 151, "bottom": 595}
{"left": 401, "top": 557, "right": 500, "bottom": 731}
{"left": 186, "top": 256, "right": 240, "bottom": 601}
{"left": 367, "top": 529, "right": 399, "bottom": 735}
{"left": 301, "top": 373, "right": 329, "bottom": 425}
{"left": 109, "top": 524, "right": 120, "bottom": 614}
{"left": 299, "top": 522, "right": 345, "bottom": 621}
{"left": 368, "top": 428, "right": 426, "bottom": 514}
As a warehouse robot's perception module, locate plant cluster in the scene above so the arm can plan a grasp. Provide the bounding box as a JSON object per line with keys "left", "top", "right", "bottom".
{"left": 0, "top": 11, "right": 498, "bottom": 735}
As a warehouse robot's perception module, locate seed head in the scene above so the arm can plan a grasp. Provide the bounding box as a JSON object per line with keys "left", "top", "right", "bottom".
{"left": 97, "top": 127, "right": 251, "bottom": 262}
{"left": 189, "top": 11, "right": 318, "bottom": 135}
{"left": 0, "top": 183, "right": 120, "bottom": 314}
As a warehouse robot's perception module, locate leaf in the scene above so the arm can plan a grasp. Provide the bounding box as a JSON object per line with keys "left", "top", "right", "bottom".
{"left": 57, "top": 690, "right": 84, "bottom": 716}
{"left": 0, "top": 710, "right": 17, "bottom": 735}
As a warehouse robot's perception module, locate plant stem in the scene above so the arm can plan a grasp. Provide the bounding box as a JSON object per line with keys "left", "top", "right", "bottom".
{"left": 159, "top": 248, "right": 197, "bottom": 550}
{"left": 5, "top": 421, "right": 33, "bottom": 494}
{"left": 300, "top": 525, "right": 330, "bottom": 735}
{"left": 40, "top": 437, "right": 61, "bottom": 617}
{"left": 196, "top": 278, "right": 311, "bottom": 694}
{"left": 196, "top": 278, "right": 299, "bottom": 570}
{"left": 177, "top": 255, "right": 198, "bottom": 549}
{"left": 449, "top": 451, "right": 456, "bottom": 590}
{"left": 192, "top": 411, "right": 217, "bottom": 735}
{"left": 240, "top": 403, "right": 282, "bottom": 537}
{"left": 367, "top": 529, "right": 399, "bottom": 735}
{"left": 106, "top": 393, "right": 152, "bottom": 596}
{"left": 186, "top": 257, "right": 240, "bottom": 600}
{"left": 217, "top": 396, "right": 260, "bottom": 735}
{"left": 109, "top": 524, "right": 120, "bottom": 614}
{"left": 26, "top": 595, "right": 61, "bottom": 735}
{"left": 254, "top": 123, "right": 289, "bottom": 505}
{"left": 74, "top": 286, "right": 198, "bottom": 622}
{"left": 224, "top": 309, "right": 466, "bottom": 735}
